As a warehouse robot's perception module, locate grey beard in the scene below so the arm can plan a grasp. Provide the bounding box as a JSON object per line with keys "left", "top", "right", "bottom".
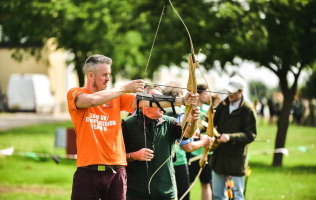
{"left": 93, "top": 79, "right": 102, "bottom": 91}
{"left": 93, "top": 79, "right": 107, "bottom": 91}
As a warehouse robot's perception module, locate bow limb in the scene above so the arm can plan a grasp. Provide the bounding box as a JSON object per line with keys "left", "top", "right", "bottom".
{"left": 195, "top": 58, "right": 217, "bottom": 167}
{"left": 148, "top": 0, "right": 199, "bottom": 195}
{"left": 252, "top": 82, "right": 258, "bottom": 111}
{"left": 147, "top": 53, "right": 198, "bottom": 194}
{"left": 148, "top": 0, "right": 198, "bottom": 193}
{"left": 178, "top": 53, "right": 223, "bottom": 200}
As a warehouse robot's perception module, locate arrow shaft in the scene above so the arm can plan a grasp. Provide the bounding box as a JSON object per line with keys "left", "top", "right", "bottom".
{"left": 145, "top": 83, "right": 229, "bottom": 95}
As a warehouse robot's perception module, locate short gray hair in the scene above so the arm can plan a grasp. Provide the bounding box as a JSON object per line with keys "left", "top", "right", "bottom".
{"left": 84, "top": 54, "right": 112, "bottom": 74}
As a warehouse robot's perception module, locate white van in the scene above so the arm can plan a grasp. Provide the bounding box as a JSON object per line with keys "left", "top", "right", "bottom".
{"left": 7, "top": 73, "right": 55, "bottom": 113}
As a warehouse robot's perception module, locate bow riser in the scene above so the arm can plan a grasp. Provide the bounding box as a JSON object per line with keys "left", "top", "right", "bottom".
{"left": 148, "top": 53, "right": 197, "bottom": 194}
{"left": 199, "top": 106, "right": 214, "bottom": 167}
{"left": 199, "top": 127, "right": 220, "bottom": 167}
{"left": 187, "top": 53, "right": 197, "bottom": 92}
{"left": 205, "top": 107, "right": 215, "bottom": 137}
{"left": 181, "top": 106, "right": 192, "bottom": 130}
{"left": 181, "top": 53, "right": 197, "bottom": 129}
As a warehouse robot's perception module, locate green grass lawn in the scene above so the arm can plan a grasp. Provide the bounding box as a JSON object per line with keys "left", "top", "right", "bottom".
{"left": 0, "top": 120, "right": 315, "bottom": 199}
{"left": 190, "top": 120, "right": 316, "bottom": 200}
{"left": 0, "top": 121, "right": 75, "bottom": 199}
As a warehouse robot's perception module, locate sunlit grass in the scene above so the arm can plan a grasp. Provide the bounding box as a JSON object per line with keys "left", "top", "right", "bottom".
{"left": 0, "top": 120, "right": 315, "bottom": 199}
{"left": 0, "top": 122, "right": 75, "bottom": 199}
{"left": 190, "top": 120, "right": 316, "bottom": 200}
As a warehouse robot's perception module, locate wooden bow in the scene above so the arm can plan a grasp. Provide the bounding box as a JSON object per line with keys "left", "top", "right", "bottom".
{"left": 196, "top": 57, "right": 221, "bottom": 167}
{"left": 147, "top": 0, "right": 198, "bottom": 194}
{"left": 178, "top": 55, "right": 221, "bottom": 200}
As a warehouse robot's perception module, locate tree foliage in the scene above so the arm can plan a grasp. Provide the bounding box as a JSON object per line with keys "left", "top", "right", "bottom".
{"left": 0, "top": 0, "right": 149, "bottom": 86}
{"left": 127, "top": 0, "right": 316, "bottom": 166}
{"left": 1, "top": 0, "right": 316, "bottom": 166}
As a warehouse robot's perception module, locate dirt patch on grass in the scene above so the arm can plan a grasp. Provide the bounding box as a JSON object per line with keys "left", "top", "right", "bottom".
{"left": 0, "top": 186, "right": 69, "bottom": 194}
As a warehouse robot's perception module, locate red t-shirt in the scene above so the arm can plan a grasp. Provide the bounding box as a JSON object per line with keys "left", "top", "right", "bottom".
{"left": 67, "top": 87, "right": 134, "bottom": 167}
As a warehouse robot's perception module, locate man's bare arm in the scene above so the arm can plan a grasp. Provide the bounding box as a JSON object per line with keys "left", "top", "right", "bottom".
{"left": 76, "top": 80, "right": 144, "bottom": 108}
{"left": 183, "top": 107, "right": 200, "bottom": 138}
{"left": 180, "top": 135, "right": 214, "bottom": 152}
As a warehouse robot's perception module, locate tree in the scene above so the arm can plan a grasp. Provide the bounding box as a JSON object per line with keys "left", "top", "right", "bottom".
{"left": 128, "top": 0, "right": 316, "bottom": 166}
{"left": 2, "top": 0, "right": 316, "bottom": 166}
{"left": 0, "top": 0, "right": 63, "bottom": 60}
{"left": 0, "top": 0, "right": 155, "bottom": 86}
{"left": 131, "top": 0, "right": 315, "bottom": 166}
{"left": 213, "top": 0, "right": 316, "bottom": 166}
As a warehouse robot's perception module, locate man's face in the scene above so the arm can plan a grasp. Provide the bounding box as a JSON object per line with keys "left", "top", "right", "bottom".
{"left": 228, "top": 90, "right": 243, "bottom": 103}
{"left": 199, "top": 91, "right": 210, "bottom": 105}
{"left": 92, "top": 63, "right": 111, "bottom": 92}
{"left": 143, "top": 89, "right": 164, "bottom": 119}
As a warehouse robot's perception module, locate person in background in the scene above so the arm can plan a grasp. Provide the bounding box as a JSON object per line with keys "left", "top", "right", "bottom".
{"left": 267, "top": 95, "right": 275, "bottom": 125}
{"left": 122, "top": 85, "right": 205, "bottom": 200}
{"left": 163, "top": 83, "right": 214, "bottom": 200}
{"left": 188, "top": 84, "right": 213, "bottom": 200}
{"left": 292, "top": 96, "right": 305, "bottom": 126}
{"left": 199, "top": 76, "right": 257, "bottom": 200}
{"left": 308, "top": 98, "right": 316, "bottom": 127}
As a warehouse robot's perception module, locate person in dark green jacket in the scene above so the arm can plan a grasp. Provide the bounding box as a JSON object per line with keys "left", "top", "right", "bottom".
{"left": 122, "top": 86, "right": 203, "bottom": 200}
{"left": 163, "top": 84, "right": 214, "bottom": 200}
{"left": 198, "top": 76, "right": 257, "bottom": 200}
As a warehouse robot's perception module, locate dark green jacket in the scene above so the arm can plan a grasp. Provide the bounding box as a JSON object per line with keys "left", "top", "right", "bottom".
{"left": 122, "top": 115, "right": 177, "bottom": 199}
{"left": 164, "top": 107, "right": 184, "bottom": 118}
{"left": 199, "top": 96, "right": 257, "bottom": 176}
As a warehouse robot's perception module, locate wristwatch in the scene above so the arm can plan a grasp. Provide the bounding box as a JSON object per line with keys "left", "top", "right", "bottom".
{"left": 129, "top": 153, "right": 133, "bottom": 162}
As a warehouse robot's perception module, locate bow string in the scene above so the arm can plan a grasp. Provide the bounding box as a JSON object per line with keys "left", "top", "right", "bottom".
{"left": 141, "top": 4, "right": 166, "bottom": 190}
{"left": 178, "top": 50, "right": 221, "bottom": 200}
{"left": 147, "top": 0, "right": 198, "bottom": 194}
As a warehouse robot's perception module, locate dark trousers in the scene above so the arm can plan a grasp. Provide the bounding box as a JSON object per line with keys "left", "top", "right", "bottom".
{"left": 126, "top": 195, "right": 175, "bottom": 200}
{"left": 189, "top": 155, "right": 212, "bottom": 184}
{"left": 71, "top": 167, "right": 126, "bottom": 200}
{"left": 174, "top": 164, "right": 190, "bottom": 200}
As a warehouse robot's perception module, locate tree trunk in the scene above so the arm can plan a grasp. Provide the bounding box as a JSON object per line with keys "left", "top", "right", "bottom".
{"left": 272, "top": 92, "right": 293, "bottom": 166}
{"left": 74, "top": 55, "right": 85, "bottom": 87}
{"left": 272, "top": 71, "right": 297, "bottom": 166}
{"left": 111, "top": 74, "right": 116, "bottom": 86}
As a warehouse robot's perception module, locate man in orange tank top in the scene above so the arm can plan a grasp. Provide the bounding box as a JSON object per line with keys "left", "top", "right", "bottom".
{"left": 67, "top": 54, "right": 199, "bottom": 200}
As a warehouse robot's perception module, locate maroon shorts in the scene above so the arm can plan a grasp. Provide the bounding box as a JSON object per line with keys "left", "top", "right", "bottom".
{"left": 71, "top": 167, "right": 127, "bottom": 200}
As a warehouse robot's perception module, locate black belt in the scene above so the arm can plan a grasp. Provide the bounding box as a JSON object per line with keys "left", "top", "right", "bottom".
{"left": 80, "top": 165, "right": 123, "bottom": 173}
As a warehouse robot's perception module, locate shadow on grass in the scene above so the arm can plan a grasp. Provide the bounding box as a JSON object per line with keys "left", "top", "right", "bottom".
{"left": 15, "top": 156, "right": 77, "bottom": 166}
{"left": 249, "top": 162, "right": 316, "bottom": 174}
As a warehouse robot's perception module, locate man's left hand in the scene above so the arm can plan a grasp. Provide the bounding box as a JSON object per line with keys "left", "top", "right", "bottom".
{"left": 191, "top": 107, "right": 201, "bottom": 121}
{"left": 184, "top": 92, "right": 199, "bottom": 106}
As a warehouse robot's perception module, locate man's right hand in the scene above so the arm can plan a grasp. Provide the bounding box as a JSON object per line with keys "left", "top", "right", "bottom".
{"left": 193, "top": 128, "right": 200, "bottom": 137}
{"left": 131, "top": 148, "right": 154, "bottom": 161}
{"left": 200, "top": 134, "right": 215, "bottom": 148}
{"left": 219, "top": 133, "right": 230, "bottom": 143}
{"left": 122, "top": 79, "right": 144, "bottom": 93}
